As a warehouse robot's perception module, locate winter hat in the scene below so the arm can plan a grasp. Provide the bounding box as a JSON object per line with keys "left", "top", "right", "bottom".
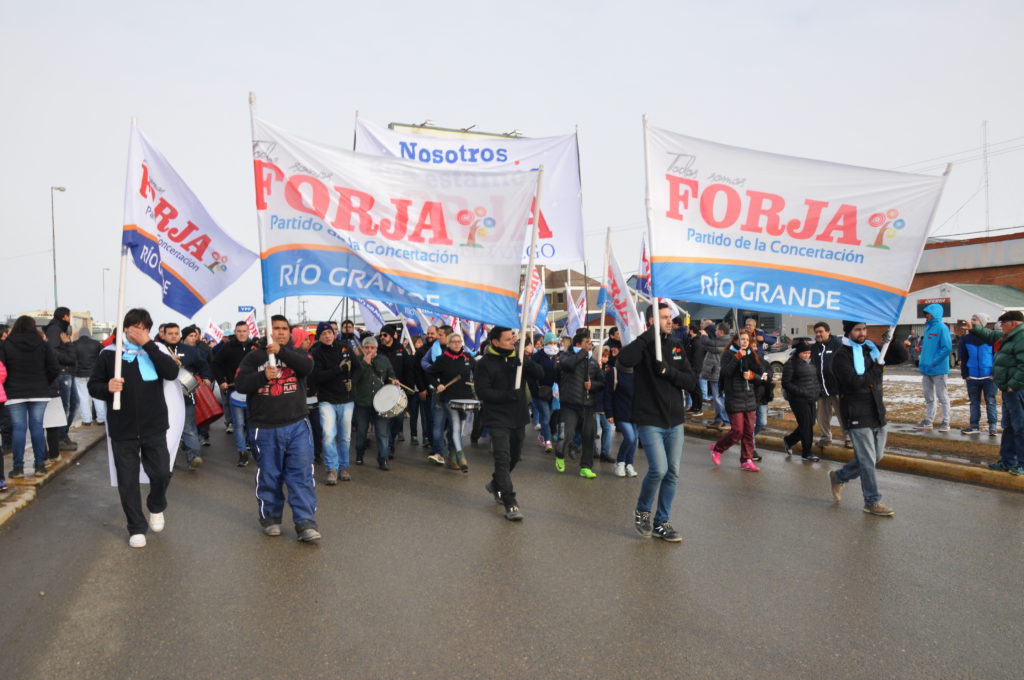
{"left": 792, "top": 340, "right": 813, "bottom": 354}
{"left": 315, "top": 321, "right": 333, "bottom": 337}
{"left": 543, "top": 332, "right": 558, "bottom": 344}
{"left": 998, "top": 310, "right": 1024, "bottom": 323}
{"left": 291, "top": 326, "right": 309, "bottom": 347}
{"left": 379, "top": 324, "right": 398, "bottom": 337}
{"left": 842, "top": 320, "right": 864, "bottom": 336}
{"left": 972, "top": 312, "right": 990, "bottom": 326}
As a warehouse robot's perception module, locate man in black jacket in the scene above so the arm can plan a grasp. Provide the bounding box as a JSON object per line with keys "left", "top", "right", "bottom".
{"left": 72, "top": 328, "right": 104, "bottom": 426}
{"left": 235, "top": 315, "right": 320, "bottom": 542}
{"left": 812, "top": 321, "right": 849, "bottom": 448}
{"left": 213, "top": 321, "right": 256, "bottom": 464}
{"left": 828, "top": 321, "right": 907, "bottom": 517}
{"left": 476, "top": 327, "right": 543, "bottom": 521}
{"left": 310, "top": 321, "right": 359, "bottom": 484}
{"left": 160, "top": 322, "right": 212, "bottom": 470}
{"left": 618, "top": 303, "right": 698, "bottom": 543}
{"left": 89, "top": 308, "right": 180, "bottom": 548}
{"left": 45, "top": 306, "right": 78, "bottom": 449}
{"left": 378, "top": 324, "right": 413, "bottom": 456}
{"left": 554, "top": 330, "right": 604, "bottom": 478}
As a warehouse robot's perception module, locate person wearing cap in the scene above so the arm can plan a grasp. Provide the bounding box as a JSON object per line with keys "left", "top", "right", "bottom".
{"left": 378, "top": 323, "right": 414, "bottom": 457}
{"left": 914, "top": 303, "right": 953, "bottom": 432}
{"left": 969, "top": 310, "right": 1024, "bottom": 475}
{"left": 529, "top": 331, "right": 560, "bottom": 453}
{"left": 311, "top": 321, "right": 359, "bottom": 484}
{"left": 351, "top": 336, "right": 399, "bottom": 471}
{"left": 956, "top": 313, "right": 998, "bottom": 437}
{"left": 827, "top": 320, "right": 908, "bottom": 517}
{"left": 781, "top": 340, "right": 820, "bottom": 461}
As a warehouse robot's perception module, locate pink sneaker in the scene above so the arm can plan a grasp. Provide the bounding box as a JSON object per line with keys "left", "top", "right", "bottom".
{"left": 741, "top": 460, "right": 761, "bottom": 472}
{"left": 710, "top": 444, "right": 721, "bottom": 467}
{"left": 537, "top": 434, "right": 547, "bottom": 447}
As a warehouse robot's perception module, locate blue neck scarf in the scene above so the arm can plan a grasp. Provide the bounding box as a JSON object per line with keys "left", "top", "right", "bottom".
{"left": 121, "top": 341, "right": 158, "bottom": 381}
{"left": 844, "top": 336, "right": 881, "bottom": 376}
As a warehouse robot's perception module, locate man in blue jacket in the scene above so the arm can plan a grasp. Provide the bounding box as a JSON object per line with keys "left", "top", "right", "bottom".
{"left": 957, "top": 313, "right": 998, "bottom": 436}
{"left": 915, "top": 303, "right": 952, "bottom": 432}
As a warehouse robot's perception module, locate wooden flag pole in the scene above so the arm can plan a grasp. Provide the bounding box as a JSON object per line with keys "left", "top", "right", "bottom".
{"left": 641, "top": 114, "right": 662, "bottom": 362}
{"left": 113, "top": 118, "right": 137, "bottom": 411}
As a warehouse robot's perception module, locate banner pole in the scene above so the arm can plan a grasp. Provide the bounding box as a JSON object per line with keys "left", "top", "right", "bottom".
{"left": 641, "top": 114, "right": 662, "bottom": 362}
{"left": 249, "top": 92, "right": 276, "bottom": 365}
{"left": 598, "top": 227, "right": 610, "bottom": 347}
{"left": 112, "top": 244, "right": 129, "bottom": 411}
{"left": 516, "top": 166, "right": 545, "bottom": 390}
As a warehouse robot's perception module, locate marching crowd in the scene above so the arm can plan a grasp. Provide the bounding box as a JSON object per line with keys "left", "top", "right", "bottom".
{"left": 2, "top": 301, "right": 1023, "bottom": 549}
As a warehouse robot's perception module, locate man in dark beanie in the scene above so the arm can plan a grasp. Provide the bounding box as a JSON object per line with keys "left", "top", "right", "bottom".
{"left": 969, "top": 310, "right": 1024, "bottom": 475}
{"left": 378, "top": 323, "right": 413, "bottom": 455}
{"left": 827, "top": 320, "right": 907, "bottom": 516}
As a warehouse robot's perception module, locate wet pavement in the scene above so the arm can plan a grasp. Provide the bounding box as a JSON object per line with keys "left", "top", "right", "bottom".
{"left": 1, "top": 426, "right": 1021, "bottom": 679}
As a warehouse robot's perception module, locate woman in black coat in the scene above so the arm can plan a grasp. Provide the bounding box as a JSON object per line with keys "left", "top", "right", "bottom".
{"left": 0, "top": 316, "right": 60, "bottom": 478}
{"left": 710, "top": 330, "right": 766, "bottom": 471}
{"left": 781, "top": 341, "right": 821, "bottom": 461}
{"left": 426, "top": 333, "right": 476, "bottom": 472}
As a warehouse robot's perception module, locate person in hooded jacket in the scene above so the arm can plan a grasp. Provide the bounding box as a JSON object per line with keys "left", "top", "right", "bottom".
{"left": 426, "top": 332, "right": 475, "bottom": 472}
{"left": 915, "top": 302, "right": 952, "bottom": 432}
{"left": 529, "top": 332, "right": 559, "bottom": 453}
{"left": 969, "top": 311, "right": 1024, "bottom": 474}
{"left": 699, "top": 322, "right": 731, "bottom": 427}
{"left": 781, "top": 340, "right": 820, "bottom": 461}
{"left": 956, "top": 313, "right": 998, "bottom": 436}
{"left": 554, "top": 330, "right": 604, "bottom": 479}
{"left": 710, "top": 330, "right": 766, "bottom": 471}
{"left": 0, "top": 316, "right": 60, "bottom": 478}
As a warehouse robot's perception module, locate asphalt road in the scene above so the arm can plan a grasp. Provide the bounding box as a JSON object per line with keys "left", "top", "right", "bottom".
{"left": 1, "top": 425, "right": 1021, "bottom": 680}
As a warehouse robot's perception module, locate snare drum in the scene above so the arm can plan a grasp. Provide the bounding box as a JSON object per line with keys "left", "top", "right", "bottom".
{"left": 448, "top": 399, "right": 481, "bottom": 413}
{"left": 177, "top": 367, "right": 200, "bottom": 396}
{"left": 373, "top": 384, "right": 408, "bottom": 418}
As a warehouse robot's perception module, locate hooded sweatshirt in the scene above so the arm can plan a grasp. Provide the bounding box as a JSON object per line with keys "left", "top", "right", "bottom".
{"left": 918, "top": 303, "right": 952, "bottom": 376}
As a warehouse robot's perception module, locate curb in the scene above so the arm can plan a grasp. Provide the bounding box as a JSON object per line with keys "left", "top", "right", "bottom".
{"left": 0, "top": 428, "right": 107, "bottom": 530}
{"left": 687, "top": 424, "right": 1024, "bottom": 492}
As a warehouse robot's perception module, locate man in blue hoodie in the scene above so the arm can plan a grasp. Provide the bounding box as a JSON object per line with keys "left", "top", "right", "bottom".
{"left": 915, "top": 303, "right": 952, "bottom": 432}
{"left": 957, "top": 313, "right": 998, "bottom": 436}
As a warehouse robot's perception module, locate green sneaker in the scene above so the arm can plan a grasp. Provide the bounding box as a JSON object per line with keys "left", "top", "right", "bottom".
{"left": 579, "top": 467, "right": 597, "bottom": 479}
{"left": 554, "top": 457, "right": 566, "bottom": 473}
{"left": 1009, "top": 465, "right": 1024, "bottom": 476}
{"left": 988, "top": 460, "right": 1012, "bottom": 472}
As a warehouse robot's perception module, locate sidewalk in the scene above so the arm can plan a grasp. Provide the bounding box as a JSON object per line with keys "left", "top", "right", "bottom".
{"left": 0, "top": 425, "right": 107, "bottom": 528}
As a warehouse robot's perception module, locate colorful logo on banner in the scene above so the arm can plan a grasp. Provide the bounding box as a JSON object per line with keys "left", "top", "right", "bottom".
{"left": 645, "top": 124, "right": 947, "bottom": 325}
{"left": 253, "top": 118, "right": 538, "bottom": 328}
{"left": 122, "top": 123, "right": 257, "bottom": 317}
{"left": 354, "top": 118, "right": 584, "bottom": 265}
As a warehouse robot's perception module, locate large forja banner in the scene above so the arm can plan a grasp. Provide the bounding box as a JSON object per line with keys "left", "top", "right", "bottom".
{"left": 355, "top": 118, "right": 584, "bottom": 265}
{"left": 646, "top": 125, "right": 947, "bottom": 325}
{"left": 123, "top": 123, "right": 257, "bottom": 317}
{"left": 252, "top": 118, "right": 539, "bottom": 327}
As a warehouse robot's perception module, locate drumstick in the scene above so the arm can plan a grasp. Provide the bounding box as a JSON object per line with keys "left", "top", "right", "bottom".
{"left": 397, "top": 381, "right": 416, "bottom": 393}
{"left": 442, "top": 376, "right": 462, "bottom": 389}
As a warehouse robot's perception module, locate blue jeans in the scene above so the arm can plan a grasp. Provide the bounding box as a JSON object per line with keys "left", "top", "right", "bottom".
{"left": 636, "top": 424, "right": 684, "bottom": 525}
{"left": 597, "top": 412, "right": 613, "bottom": 457}
{"left": 56, "top": 374, "right": 78, "bottom": 440}
{"left": 8, "top": 401, "right": 47, "bottom": 468}
{"left": 432, "top": 398, "right": 453, "bottom": 455}
{"left": 615, "top": 421, "right": 637, "bottom": 465}
{"left": 319, "top": 401, "right": 354, "bottom": 471}
{"left": 230, "top": 404, "right": 249, "bottom": 453}
{"left": 220, "top": 388, "right": 233, "bottom": 427}
{"left": 998, "top": 390, "right": 1024, "bottom": 467}
{"left": 353, "top": 405, "right": 389, "bottom": 463}
{"left": 709, "top": 382, "right": 728, "bottom": 424}
{"left": 754, "top": 403, "right": 768, "bottom": 436}
{"left": 182, "top": 400, "right": 200, "bottom": 461}
{"left": 699, "top": 378, "right": 710, "bottom": 402}
{"left": 836, "top": 426, "right": 886, "bottom": 505}
{"left": 967, "top": 379, "right": 998, "bottom": 430}
{"left": 532, "top": 398, "right": 553, "bottom": 443}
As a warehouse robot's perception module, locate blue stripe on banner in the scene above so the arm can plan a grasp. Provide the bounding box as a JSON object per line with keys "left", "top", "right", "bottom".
{"left": 262, "top": 248, "right": 521, "bottom": 327}
{"left": 651, "top": 262, "right": 905, "bottom": 325}
{"left": 161, "top": 269, "right": 205, "bottom": 317}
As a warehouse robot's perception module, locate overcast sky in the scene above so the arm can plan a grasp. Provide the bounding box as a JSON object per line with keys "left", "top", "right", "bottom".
{"left": 2, "top": 0, "right": 1022, "bottom": 327}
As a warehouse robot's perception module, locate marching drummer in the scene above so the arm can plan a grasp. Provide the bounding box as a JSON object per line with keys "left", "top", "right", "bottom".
{"left": 426, "top": 332, "right": 476, "bottom": 473}
{"left": 351, "top": 336, "right": 400, "bottom": 471}
{"left": 158, "top": 322, "right": 213, "bottom": 472}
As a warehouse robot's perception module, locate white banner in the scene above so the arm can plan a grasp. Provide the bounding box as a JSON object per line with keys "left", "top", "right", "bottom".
{"left": 607, "top": 250, "right": 646, "bottom": 344}
{"left": 645, "top": 124, "right": 947, "bottom": 324}
{"left": 355, "top": 118, "right": 583, "bottom": 265}
{"left": 123, "top": 123, "right": 257, "bottom": 317}
{"left": 203, "top": 320, "right": 224, "bottom": 344}
{"left": 245, "top": 310, "right": 260, "bottom": 339}
{"left": 254, "top": 118, "right": 539, "bottom": 327}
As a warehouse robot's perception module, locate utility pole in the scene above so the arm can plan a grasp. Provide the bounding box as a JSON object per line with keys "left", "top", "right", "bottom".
{"left": 983, "top": 120, "right": 991, "bottom": 233}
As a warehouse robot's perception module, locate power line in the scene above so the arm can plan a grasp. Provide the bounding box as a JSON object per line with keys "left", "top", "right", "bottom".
{"left": 890, "top": 134, "right": 1024, "bottom": 170}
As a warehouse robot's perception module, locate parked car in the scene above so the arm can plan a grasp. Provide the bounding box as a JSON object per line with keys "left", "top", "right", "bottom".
{"left": 764, "top": 347, "right": 794, "bottom": 381}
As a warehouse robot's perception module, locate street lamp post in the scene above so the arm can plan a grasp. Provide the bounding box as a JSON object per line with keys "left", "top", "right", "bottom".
{"left": 102, "top": 267, "right": 111, "bottom": 325}
{"left": 50, "top": 186, "right": 66, "bottom": 310}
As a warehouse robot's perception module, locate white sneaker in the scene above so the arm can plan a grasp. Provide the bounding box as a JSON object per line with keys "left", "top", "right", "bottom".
{"left": 149, "top": 512, "right": 165, "bottom": 533}
{"left": 626, "top": 464, "right": 638, "bottom": 477}
{"left": 129, "top": 534, "right": 147, "bottom": 548}
{"left": 614, "top": 462, "right": 626, "bottom": 477}
{"left": 533, "top": 423, "right": 541, "bottom": 431}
